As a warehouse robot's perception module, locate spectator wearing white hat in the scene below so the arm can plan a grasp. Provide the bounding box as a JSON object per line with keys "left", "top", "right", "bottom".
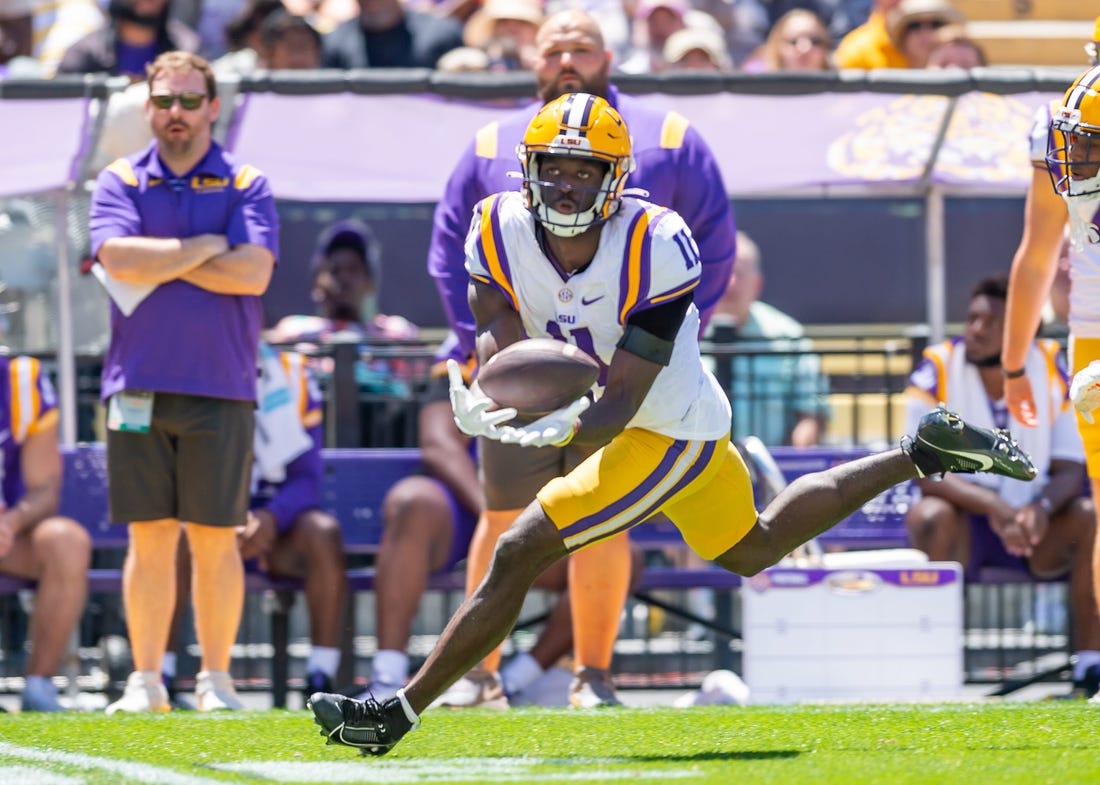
{"left": 661, "top": 26, "right": 731, "bottom": 71}
{"left": 462, "top": 0, "right": 544, "bottom": 70}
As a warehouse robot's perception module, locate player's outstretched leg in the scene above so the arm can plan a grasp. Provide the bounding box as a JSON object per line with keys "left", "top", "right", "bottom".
{"left": 716, "top": 405, "right": 1037, "bottom": 577}
{"left": 309, "top": 506, "right": 568, "bottom": 755}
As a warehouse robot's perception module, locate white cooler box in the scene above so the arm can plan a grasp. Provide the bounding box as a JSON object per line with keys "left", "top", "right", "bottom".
{"left": 742, "top": 562, "right": 962, "bottom": 703}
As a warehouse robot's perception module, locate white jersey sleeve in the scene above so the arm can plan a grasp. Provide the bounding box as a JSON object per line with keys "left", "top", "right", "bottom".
{"left": 464, "top": 193, "right": 527, "bottom": 315}
{"left": 623, "top": 207, "right": 702, "bottom": 319}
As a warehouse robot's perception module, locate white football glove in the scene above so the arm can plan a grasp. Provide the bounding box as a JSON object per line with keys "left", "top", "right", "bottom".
{"left": 498, "top": 396, "right": 591, "bottom": 448}
{"left": 447, "top": 359, "right": 516, "bottom": 438}
{"left": 1070, "top": 359, "right": 1100, "bottom": 423}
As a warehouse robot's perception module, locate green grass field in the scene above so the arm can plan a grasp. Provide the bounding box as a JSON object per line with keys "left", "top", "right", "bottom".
{"left": 0, "top": 702, "right": 1095, "bottom": 785}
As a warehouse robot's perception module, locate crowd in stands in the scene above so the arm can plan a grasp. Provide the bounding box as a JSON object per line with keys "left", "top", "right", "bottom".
{"left": 0, "top": 0, "right": 992, "bottom": 80}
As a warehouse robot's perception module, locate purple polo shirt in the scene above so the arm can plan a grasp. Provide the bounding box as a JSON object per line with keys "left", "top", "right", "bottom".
{"left": 0, "top": 356, "right": 59, "bottom": 507}
{"left": 90, "top": 140, "right": 279, "bottom": 402}
{"left": 428, "top": 86, "right": 737, "bottom": 356}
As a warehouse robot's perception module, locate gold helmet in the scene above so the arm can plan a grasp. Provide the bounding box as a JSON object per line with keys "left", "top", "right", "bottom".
{"left": 516, "top": 92, "right": 635, "bottom": 237}
{"left": 1048, "top": 64, "right": 1100, "bottom": 197}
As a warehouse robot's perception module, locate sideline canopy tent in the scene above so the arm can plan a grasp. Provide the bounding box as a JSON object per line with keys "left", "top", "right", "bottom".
{"left": 0, "top": 77, "right": 107, "bottom": 447}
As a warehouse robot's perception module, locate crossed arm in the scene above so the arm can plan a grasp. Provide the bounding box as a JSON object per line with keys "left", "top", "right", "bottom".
{"left": 916, "top": 458, "right": 1084, "bottom": 557}
{"left": 98, "top": 234, "right": 274, "bottom": 296}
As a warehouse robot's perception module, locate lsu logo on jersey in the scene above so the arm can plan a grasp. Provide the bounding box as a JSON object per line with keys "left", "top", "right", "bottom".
{"left": 191, "top": 176, "right": 230, "bottom": 192}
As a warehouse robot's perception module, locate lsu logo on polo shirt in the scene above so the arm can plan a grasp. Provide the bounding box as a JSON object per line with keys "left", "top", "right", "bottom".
{"left": 191, "top": 175, "right": 230, "bottom": 192}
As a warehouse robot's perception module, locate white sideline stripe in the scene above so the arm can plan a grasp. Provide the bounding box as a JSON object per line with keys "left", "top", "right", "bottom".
{"left": 215, "top": 758, "right": 701, "bottom": 783}
{"left": 1, "top": 745, "right": 702, "bottom": 784}
{"left": 0, "top": 766, "right": 84, "bottom": 785}
{"left": 0, "top": 743, "right": 223, "bottom": 785}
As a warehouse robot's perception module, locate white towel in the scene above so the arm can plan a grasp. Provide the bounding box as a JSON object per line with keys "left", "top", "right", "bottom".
{"left": 252, "top": 343, "right": 312, "bottom": 486}
{"left": 91, "top": 262, "right": 157, "bottom": 316}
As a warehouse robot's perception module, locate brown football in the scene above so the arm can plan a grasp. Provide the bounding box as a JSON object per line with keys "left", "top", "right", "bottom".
{"left": 476, "top": 338, "right": 600, "bottom": 417}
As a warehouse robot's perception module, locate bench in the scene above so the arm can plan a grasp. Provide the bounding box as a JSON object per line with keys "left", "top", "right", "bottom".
{"left": 0, "top": 443, "right": 1051, "bottom": 704}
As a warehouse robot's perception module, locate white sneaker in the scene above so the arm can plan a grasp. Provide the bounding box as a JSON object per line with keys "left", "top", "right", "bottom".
{"left": 568, "top": 667, "right": 623, "bottom": 709}
{"left": 428, "top": 667, "right": 509, "bottom": 710}
{"left": 105, "top": 671, "right": 170, "bottom": 715}
{"left": 195, "top": 670, "right": 243, "bottom": 711}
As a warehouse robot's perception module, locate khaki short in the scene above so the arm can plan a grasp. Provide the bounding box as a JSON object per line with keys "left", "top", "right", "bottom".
{"left": 107, "top": 392, "right": 254, "bottom": 527}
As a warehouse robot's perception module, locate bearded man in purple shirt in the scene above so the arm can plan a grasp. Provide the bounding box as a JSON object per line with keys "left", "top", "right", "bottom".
{"left": 411, "top": 9, "right": 737, "bottom": 709}
{"left": 89, "top": 51, "right": 278, "bottom": 715}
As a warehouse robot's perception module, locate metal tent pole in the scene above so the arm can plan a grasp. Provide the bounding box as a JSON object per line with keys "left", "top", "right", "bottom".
{"left": 55, "top": 185, "right": 77, "bottom": 447}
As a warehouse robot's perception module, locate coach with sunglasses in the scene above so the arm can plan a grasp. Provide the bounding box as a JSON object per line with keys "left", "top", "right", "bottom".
{"left": 89, "top": 51, "right": 279, "bottom": 715}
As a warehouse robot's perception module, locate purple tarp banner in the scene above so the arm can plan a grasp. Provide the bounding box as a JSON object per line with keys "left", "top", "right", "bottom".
{"left": 0, "top": 98, "right": 90, "bottom": 196}
{"left": 933, "top": 90, "right": 1055, "bottom": 188}
{"left": 231, "top": 93, "right": 524, "bottom": 202}
{"left": 231, "top": 90, "right": 1062, "bottom": 201}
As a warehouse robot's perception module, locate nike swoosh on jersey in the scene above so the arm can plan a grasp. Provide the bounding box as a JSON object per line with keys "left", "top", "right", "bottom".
{"left": 581, "top": 295, "right": 605, "bottom": 305}
{"left": 916, "top": 439, "right": 994, "bottom": 471}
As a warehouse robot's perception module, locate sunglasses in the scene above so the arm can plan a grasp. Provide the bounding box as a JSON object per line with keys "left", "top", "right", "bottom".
{"left": 150, "top": 92, "right": 207, "bottom": 110}
{"left": 905, "top": 18, "right": 947, "bottom": 34}
{"left": 784, "top": 35, "right": 828, "bottom": 48}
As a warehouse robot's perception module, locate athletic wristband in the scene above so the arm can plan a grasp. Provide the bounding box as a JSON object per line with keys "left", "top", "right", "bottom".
{"left": 552, "top": 420, "right": 581, "bottom": 447}
{"left": 1002, "top": 366, "right": 1027, "bottom": 379}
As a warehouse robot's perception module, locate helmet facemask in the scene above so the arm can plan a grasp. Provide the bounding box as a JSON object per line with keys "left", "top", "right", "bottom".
{"left": 522, "top": 151, "right": 624, "bottom": 237}
{"left": 1048, "top": 120, "right": 1100, "bottom": 199}
{"left": 1048, "top": 67, "right": 1100, "bottom": 198}
{"left": 517, "top": 92, "right": 635, "bottom": 238}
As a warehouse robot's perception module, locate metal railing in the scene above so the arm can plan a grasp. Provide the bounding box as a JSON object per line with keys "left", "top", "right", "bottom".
{"left": 43, "top": 330, "right": 925, "bottom": 449}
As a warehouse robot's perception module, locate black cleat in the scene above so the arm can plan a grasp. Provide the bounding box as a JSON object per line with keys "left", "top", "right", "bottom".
{"left": 902, "top": 405, "right": 1037, "bottom": 480}
{"left": 307, "top": 692, "right": 414, "bottom": 757}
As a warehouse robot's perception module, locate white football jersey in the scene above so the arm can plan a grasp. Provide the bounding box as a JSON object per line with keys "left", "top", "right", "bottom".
{"left": 465, "top": 192, "right": 732, "bottom": 440}
{"left": 1063, "top": 195, "right": 1100, "bottom": 337}
{"left": 1036, "top": 100, "right": 1100, "bottom": 336}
